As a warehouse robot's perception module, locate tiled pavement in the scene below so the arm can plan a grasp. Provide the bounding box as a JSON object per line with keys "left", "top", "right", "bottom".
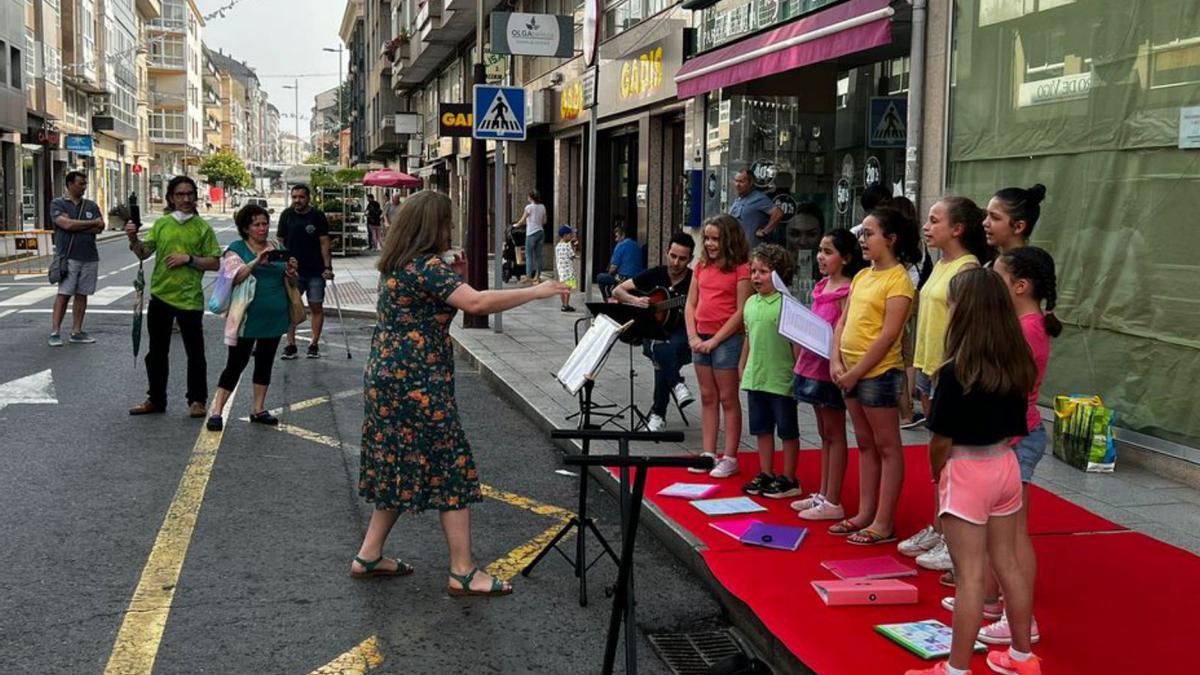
{"left": 331, "top": 251, "right": 1200, "bottom": 556}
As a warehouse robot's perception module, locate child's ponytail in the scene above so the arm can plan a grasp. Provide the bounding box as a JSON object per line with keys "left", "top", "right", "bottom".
{"left": 1001, "top": 246, "right": 1062, "bottom": 337}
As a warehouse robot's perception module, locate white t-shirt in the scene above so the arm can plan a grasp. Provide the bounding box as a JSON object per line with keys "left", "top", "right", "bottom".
{"left": 524, "top": 203, "right": 546, "bottom": 236}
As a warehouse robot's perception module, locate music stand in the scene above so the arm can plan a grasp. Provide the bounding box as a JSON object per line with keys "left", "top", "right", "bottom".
{"left": 585, "top": 302, "right": 670, "bottom": 433}
{"left": 553, "top": 429, "right": 712, "bottom": 675}
{"left": 522, "top": 314, "right": 631, "bottom": 606}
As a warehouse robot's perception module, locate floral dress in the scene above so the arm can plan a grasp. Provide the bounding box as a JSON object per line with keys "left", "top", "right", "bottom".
{"left": 359, "top": 255, "right": 482, "bottom": 513}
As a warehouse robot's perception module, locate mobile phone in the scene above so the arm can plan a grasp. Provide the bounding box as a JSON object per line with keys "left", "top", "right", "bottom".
{"left": 266, "top": 250, "right": 289, "bottom": 263}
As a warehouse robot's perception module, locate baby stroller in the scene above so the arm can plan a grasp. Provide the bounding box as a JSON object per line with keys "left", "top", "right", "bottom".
{"left": 500, "top": 224, "right": 527, "bottom": 283}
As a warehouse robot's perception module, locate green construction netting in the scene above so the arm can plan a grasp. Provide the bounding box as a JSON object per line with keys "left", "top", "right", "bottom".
{"left": 948, "top": 0, "right": 1200, "bottom": 447}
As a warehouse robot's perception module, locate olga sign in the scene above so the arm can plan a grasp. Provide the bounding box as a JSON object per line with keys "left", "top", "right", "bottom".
{"left": 490, "top": 12, "right": 574, "bottom": 58}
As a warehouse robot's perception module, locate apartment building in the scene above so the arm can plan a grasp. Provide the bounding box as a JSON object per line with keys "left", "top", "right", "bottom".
{"left": 310, "top": 84, "right": 340, "bottom": 163}
{"left": 339, "top": 0, "right": 365, "bottom": 167}
{"left": 278, "top": 132, "right": 308, "bottom": 166}
{"left": 145, "top": 0, "right": 204, "bottom": 204}
{"left": 0, "top": 0, "right": 30, "bottom": 227}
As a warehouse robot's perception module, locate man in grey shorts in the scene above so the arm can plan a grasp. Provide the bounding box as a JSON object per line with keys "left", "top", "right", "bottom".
{"left": 48, "top": 170, "right": 105, "bottom": 347}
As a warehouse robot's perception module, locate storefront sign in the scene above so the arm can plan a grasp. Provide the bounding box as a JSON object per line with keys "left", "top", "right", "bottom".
{"left": 27, "top": 126, "right": 61, "bottom": 147}
{"left": 439, "top": 103, "right": 474, "bottom": 137}
{"left": 597, "top": 34, "right": 685, "bottom": 117}
{"left": 65, "top": 134, "right": 94, "bottom": 155}
{"left": 868, "top": 97, "right": 907, "bottom": 148}
{"left": 485, "top": 53, "right": 508, "bottom": 84}
{"left": 490, "top": 12, "right": 574, "bottom": 58}
{"left": 835, "top": 177, "right": 851, "bottom": 214}
{"left": 1180, "top": 106, "right": 1200, "bottom": 149}
{"left": 1017, "top": 72, "right": 1093, "bottom": 108}
{"left": 699, "top": 0, "right": 841, "bottom": 52}
{"left": 560, "top": 79, "right": 584, "bottom": 121}
{"left": 864, "top": 156, "right": 881, "bottom": 186}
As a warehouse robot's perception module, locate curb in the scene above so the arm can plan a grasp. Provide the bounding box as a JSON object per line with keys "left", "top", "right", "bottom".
{"left": 451, "top": 330, "right": 813, "bottom": 675}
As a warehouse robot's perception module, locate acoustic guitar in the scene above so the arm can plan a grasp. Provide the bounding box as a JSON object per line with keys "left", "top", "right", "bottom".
{"left": 629, "top": 286, "right": 687, "bottom": 330}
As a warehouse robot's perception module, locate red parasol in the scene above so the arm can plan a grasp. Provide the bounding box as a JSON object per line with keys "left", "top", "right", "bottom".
{"left": 362, "top": 169, "right": 423, "bottom": 189}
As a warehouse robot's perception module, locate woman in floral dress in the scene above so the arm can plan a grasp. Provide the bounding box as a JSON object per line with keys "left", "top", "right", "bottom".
{"left": 352, "top": 190, "right": 566, "bottom": 596}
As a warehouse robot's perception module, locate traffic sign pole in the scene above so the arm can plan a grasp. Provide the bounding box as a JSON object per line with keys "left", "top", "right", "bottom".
{"left": 464, "top": 4, "right": 488, "bottom": 330}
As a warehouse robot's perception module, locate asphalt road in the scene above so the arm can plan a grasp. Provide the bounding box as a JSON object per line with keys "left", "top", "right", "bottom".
{"left": 0, "top": 215, "right": 726, "bottom": 674}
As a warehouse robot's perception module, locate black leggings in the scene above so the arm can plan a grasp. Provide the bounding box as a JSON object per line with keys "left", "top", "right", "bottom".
{"left": 217, "top": 336, "right": 282, "bottom": 391}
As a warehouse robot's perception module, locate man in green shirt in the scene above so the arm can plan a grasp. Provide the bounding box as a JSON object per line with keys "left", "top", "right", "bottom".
{"left": 125, "top": 175, "right": 221, "bottom": 417}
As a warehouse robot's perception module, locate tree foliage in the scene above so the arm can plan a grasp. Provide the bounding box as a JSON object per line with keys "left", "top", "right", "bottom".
{"left": 199, "top": 151, "right": 253, "bottom": 190}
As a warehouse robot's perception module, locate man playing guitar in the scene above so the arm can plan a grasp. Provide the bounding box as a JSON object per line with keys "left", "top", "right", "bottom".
{"left": 611, "top": 231, "right": 698, "bottom": 431}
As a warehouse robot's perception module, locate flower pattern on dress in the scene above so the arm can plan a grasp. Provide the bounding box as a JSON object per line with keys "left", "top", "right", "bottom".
{"left": 358, "top": 255, "right": 482, "bottom": 513}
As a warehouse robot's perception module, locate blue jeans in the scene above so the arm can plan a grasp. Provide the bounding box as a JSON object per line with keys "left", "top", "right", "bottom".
{"left": 595, "top": 272, "right": 625, "bottom": 300}
{"left": 644, "top": 328, "right": 691, "bottom": 416}
{"left": 525, "top": 229, "right": 544, "bottom": 280}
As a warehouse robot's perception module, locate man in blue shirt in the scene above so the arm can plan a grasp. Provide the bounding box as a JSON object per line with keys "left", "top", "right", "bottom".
{"left": 729, "top": 168, "right": 783, "bottom": 248}
{"left": 595, "top": 222, "right": 644, "bottom": 299}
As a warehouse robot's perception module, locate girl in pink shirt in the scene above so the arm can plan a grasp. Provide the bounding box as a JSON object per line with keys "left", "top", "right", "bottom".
{"left": 791, "top": 229, "right": 867, "bottom": 521}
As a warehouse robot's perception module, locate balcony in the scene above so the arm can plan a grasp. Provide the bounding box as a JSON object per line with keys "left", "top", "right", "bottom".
{"left": 147, "top": 55, "right": 186, "bottom": 72}
{"left": 136, "top": 0, "right": 163, "bottom": 18}
{"left": 150, "top": 130, "right": 187, "bottom": 144}
{"left": 145, "top": 17, "right": 186, "bottom": 34}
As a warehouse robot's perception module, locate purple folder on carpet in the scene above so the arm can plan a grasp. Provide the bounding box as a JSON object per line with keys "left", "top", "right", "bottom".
{"left": 739, "top": 523, "right": 808, "bottom": 551}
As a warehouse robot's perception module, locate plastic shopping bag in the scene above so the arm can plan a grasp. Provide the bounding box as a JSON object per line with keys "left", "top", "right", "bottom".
{"left": 1052, "top": 394, "right": 1117, "bottom": 473}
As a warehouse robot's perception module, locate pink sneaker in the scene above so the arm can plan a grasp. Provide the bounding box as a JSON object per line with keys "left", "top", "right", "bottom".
{"left": 941, "top": 595, "right": 1005, "bottom": 620}
{"left": 790, "top": 493, "right": 824, "bottom": 511}
{"left": 798, "top": 500, "right": 845, "bottom": 520}
{"left": 904, "top": 662, "right": 966, "bottom": 675}
{"left": 978, "top": 614, "right": 1040, "bottom": 645}
{"left": 986, "top": 649, "right": 1041, "bottom": 675}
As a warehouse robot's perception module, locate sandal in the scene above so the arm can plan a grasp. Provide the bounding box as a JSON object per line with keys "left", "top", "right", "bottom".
{"left": 827, "top": 519, "right": 864, "bottom": 536}
{"left": 350, "top": 555, "right": 414, "bottom": 579}
{"left": 847, "top": 528, "right": 897, "bottom": 546}
{"left": 447, "top": 567, "right": 512, "bottom": 597}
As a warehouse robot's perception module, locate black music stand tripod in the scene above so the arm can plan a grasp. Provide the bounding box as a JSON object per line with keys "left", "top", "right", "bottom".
{"left": 585, "top": 302, "right": 670, "bottom": 433}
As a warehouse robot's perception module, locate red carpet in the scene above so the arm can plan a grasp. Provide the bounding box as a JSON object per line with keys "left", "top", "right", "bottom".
{"left": 608, "top": 447, "right": 1198, "bottom": 674}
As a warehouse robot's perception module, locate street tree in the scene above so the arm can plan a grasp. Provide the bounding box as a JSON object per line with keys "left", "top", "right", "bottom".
{"left": 199, "top": 151, "right": 253, "bottom": 190}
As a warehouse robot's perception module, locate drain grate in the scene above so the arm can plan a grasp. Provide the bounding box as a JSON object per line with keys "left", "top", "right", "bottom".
{"left": 648, "top": 629, "right": 746, "bottom": 675}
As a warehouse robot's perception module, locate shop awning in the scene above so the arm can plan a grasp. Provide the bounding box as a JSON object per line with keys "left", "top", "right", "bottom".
{"left": 674, "top": 0, "right": 896, "bottom": 99}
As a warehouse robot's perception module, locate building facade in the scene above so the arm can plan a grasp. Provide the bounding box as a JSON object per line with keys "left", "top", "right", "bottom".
{"left": 145, "top": 0, "right": 204, "bottom": 204}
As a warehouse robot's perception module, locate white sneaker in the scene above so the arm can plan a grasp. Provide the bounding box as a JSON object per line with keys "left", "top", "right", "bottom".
{"left": 790, "top": 493, "right": 825, "bottom": 512}
{"left": 898, "top": 525, "right": 942, "bottom": 557}
{"left": 709, "top": 456, "right": 739, "bottom": 478}
{"left": 646, "top": 413, "right": 665, "bottom": 432}
{"left": 688, "top": 452, "right": 717, "bottom": 474}
{"left": 798, "top": 500, "right": 845, "bottom": 521}
{"left": 673, "top": 382, "right": 695, "bottom": 408}
{"left": 917, "top": 539, "right": 954, "bottom": 571}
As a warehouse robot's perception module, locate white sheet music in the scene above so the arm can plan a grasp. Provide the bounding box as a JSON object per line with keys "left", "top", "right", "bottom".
{"left": 556, "top": 314, "right": 626, "bottom": 395}
{"left": 773, "top": 271, "right": 833, "bottom": 360}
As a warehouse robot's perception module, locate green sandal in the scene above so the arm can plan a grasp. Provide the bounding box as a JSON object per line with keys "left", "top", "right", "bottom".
{"left": 447, "top": 567, "right": 512, "bottom": 597}
{"left": 350, "top": 555, "right": 414, "bottom": 579}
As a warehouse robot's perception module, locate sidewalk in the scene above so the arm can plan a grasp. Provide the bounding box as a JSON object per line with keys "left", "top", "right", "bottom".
{"left": 332, "top": 250, "right": 1200, "bottom": 669}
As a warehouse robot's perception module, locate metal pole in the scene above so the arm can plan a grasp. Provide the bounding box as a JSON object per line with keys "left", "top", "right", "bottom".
{"left": 493, "top": 53, "right": 513, "bottom": 334}
{"left": 904, "top": 0, "right": 927, "bottom": 204}
{"left": 293, "top": 78, "right": 300, "bottom": 151}
{"left": 464, "top": 1, "right": 488, "bottom": 328}
{"left": 583, "top": 87, "right": 597, "bottom": 299}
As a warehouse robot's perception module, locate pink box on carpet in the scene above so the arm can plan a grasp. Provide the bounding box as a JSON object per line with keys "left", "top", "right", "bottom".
{"left": 811, "top": 579, "right": 919, "bottom": 606}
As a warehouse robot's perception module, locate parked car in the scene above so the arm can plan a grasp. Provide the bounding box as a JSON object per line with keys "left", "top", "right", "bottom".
{"left": 244, "top": 197, "right": 273, "bottom": 214}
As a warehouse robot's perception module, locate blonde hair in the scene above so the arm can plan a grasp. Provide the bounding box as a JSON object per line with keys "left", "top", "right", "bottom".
{"left": 944, "top": 268, "right": 1037, "bottom": 396}
{"left": 377, "top": 190, "right": 453, "bottom": 273}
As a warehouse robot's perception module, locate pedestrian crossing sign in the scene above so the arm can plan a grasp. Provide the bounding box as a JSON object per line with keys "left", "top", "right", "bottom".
{"left": 473, "top": 85, "right": 526, "bottom": 141}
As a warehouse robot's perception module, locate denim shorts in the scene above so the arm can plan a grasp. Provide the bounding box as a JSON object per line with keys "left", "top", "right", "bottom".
{"left": 1013, "top": 424, "right": 1048, "bottom": 483}
{"left": 692, "top": 333, "right": 744, "bottom": 370}
{"left": 844, "top": 368, "right": 905, "bottom": 408}
{"left": 793, "top": 374, "right": 845, "bottom": 410}
{"left": 747, "top": 390, "right": 800, "bottom": 440}
{"left": 297, "top": 275, "right": 327, "bottom": 304}
{"left": 915, "top": 370, "right": 935, "bottom": 398}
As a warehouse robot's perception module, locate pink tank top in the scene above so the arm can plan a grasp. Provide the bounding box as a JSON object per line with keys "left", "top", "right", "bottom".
{"left": 794, "top": 277, "right": 850, "bottom": 381}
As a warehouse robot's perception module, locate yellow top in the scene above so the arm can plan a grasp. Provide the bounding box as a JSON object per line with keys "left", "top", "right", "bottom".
{"left": 913, "top": 254, "right": 980, "bottom": 375}
{"left": 841, "top": 265, "right": 915, "bottom": 379}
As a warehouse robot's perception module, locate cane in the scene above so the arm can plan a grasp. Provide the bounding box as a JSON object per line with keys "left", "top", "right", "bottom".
{"left": 328, "top": 277, "right": 353, "bottom": 359}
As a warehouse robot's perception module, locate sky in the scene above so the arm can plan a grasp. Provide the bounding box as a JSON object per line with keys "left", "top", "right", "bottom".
{"left": 195, "top": 0, "right": 347, "bottom": 140}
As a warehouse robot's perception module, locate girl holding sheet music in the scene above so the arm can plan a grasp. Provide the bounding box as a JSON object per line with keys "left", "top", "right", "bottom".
{"left": 827, "top": 208, "right": 919, "bottom": 546}
{"left": 790, "top": 229, "right": 867, "bottom": 522}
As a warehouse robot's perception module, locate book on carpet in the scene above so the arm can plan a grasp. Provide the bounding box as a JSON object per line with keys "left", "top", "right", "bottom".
{"left": 708, "top": 518, "right": 762, "bottom": 540}
{"left": 739, "top": 523, "right": 808, "bottom": 551}
{"left": 657, "top": 482, "right": 720, "bottom": 499}
{"left": 811, "top": 579, "right": 918, "bottom": 606}
{"left": 820, "top": 555, "right": 917, "bottom": 580}
{"left": 690, "top": 496, "right": 768, "bottom": 516}
{"left": 875, "top": 620, "right": 985, "bottom": 659}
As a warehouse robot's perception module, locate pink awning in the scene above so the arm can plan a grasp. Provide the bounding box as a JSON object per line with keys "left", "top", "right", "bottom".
{"left": 675, "top": 0, "right": 896, "bottom": 99}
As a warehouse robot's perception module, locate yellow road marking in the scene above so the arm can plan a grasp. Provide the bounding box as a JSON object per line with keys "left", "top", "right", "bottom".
{"left": 103, "top": 386, "right": 239, "bottom": 675}
{"left": 484, "top": 518, "right": 573, "bottom": 581}
{"left": 308, "top": 635, "right": 384, "bottom": 675}
{"left": 480, "top": 484, "right": 575, "bottom": 520}
{"left": 266, "top": 389, "right": 360, "bottom": 417}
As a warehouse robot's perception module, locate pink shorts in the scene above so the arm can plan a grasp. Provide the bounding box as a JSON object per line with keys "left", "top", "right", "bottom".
{"left": 938, "top": 445, "right": 1023, "bottom": 525}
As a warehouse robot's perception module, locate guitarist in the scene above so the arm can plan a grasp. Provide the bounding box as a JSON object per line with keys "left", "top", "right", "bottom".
{"left": 611, "top": 231, "right": 698, "bottom": 431}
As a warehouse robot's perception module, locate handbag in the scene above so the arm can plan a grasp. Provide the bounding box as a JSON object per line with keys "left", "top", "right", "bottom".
{"left": 1052, "top": 394, "right": 1117, "bottom": 473}
{"left": 286, "top": 277, "right": 307, "bottom": 326}
{"left": 208, "top": 254, "right": 239, "bottom": 315}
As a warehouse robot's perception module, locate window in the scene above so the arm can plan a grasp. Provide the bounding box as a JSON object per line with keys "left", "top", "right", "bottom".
{"left": 65, "top": 86, "right": 90, "bottom": 130}
{"left": 0, "top": 41, "right": 7, "bottom": 90}
{"left": 44, "top": 44, "right": 62, "bottom": 87}
{"left": 149, "top": 36, "right": 185, "bottom": 69}
{"left": 150, "top": 108, "right": 186, "bottom": 141}
{"left": 10, "top": 45, "right": 21, "bottom": 90}
{"left": 24, "top": 28, "right": 35, "bottom": 93}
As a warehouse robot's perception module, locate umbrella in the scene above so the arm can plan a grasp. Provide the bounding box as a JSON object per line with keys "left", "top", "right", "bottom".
{"left": 132, "top": 261, "right": 145, "bottom": 362}
{"left": 362, "top": 169, "right": 423, "bottom": 189}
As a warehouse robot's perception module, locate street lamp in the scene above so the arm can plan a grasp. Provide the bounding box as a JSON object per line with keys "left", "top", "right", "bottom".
{"left": 322, "top": 45, "right": 344, "bottom": 164}
{"left": 281, "top": 80, "right": 300, "bottom": 158}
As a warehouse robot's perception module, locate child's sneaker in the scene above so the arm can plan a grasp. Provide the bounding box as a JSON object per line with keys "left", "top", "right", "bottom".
{"left": 710, "top": 456, "right": 739, "bottom": 478}
{"left": 761, "top": 475, "right": 802, "bottom": 499}
{"left": 741, "top": 472, "right": 773, "bottom": 495}
{"left": 790, "top": 493, "right": 824, "bottom": 511}
{"left": 978, "top": 614, "right": 1040, "bottom": 646}
{"left": 898, "top": 525, "right": 942, "bottom": 557}
{"left": 798, "top": 500, "right": 845, "bottom": 520}
{"left": 985, "top": 649, "right": 1041, "bottom": 675}
{"left": 688, "top": 452, "right": 717, "bottom": 474}
{"left": 917, "top": 539, "right": 955, "bottom": 571}
{"left": 904, "top": 662, "right": 966, "bottom": 675}
{"left": 941, "top": 595, "right": 1005, "bottom": 620}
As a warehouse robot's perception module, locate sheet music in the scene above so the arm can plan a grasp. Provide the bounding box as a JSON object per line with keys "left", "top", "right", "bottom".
{"left": 555, "top": 314, "right": 626, "bottom": 395}
{"left": 773, "top": 271, "right": 833, "bottom": 359}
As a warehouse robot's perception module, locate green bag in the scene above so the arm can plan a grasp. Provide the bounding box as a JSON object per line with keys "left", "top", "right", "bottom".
{"left": 1052, "top": 395, "right": 1117, "bottom": 473}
